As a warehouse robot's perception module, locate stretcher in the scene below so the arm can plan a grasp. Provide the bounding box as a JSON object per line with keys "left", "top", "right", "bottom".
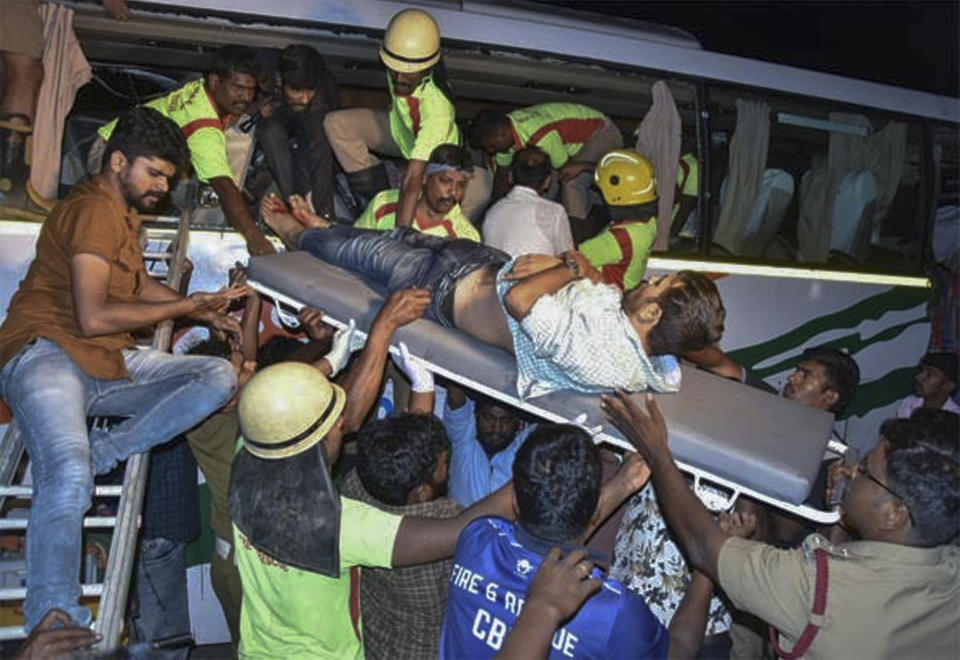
{"left": 247, "top": 252, "right": 841, "bottom": 524}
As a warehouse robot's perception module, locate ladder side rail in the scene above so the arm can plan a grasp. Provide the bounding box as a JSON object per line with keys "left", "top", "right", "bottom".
{"left": 93, "top": 210, "right": 192, "bottom": 649}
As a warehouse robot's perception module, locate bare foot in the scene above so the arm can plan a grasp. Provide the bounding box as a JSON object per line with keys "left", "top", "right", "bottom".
{"left": 259, "top": 192, "right": 309, "bottom": 250}
{"left": 289, "top": 194, "right": 329, "bottom": 229}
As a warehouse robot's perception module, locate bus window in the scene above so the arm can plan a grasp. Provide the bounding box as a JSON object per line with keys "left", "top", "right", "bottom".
{"left": 699, "top": 84, "right": 932, "bottom": 275}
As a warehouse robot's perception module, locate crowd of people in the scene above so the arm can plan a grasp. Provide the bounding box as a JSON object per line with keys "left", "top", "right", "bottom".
{"left": 0, "top": 4, "right": 958, "bottom": 659}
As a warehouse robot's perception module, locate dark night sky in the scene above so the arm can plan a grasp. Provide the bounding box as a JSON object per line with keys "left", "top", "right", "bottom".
{"left": 536, "top": 1, "right": 959, "bottom": 97}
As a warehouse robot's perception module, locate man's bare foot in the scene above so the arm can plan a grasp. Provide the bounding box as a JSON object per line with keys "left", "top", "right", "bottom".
{"left": 289, "top": 194, "right": 330, "bottom": 229}
{"left": 259, "top": 192, "right": 308, "bottom": 250}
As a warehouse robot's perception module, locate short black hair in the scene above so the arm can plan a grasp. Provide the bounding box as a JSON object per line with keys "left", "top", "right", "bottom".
{"left": 882, "top": 415, "right": 960, "bottom": 546}
{"left": 469, "top": 108, "right": 510, "bottom": 150}
{"left": 356, "top": 414, "right": 450, "bottom": 506}
{"left": 513, "top": 424, "right": 601, "bottom": 543}
{"left": 645, "top": 271, "right": 725, "bottom": 356}
{"left": 800, "top": 346, "right": 860, "bottom": 414}
{"left": 278, "top": 44, "right": 326, "bottom": 89}
{"left": 510, "top": 147, "right": 551, "bottom": 189}
{"left": 428, "top": 143, "right": 473, "bottom": 171}
{"left": 256, "top": 336, "right": 305, "bottom": 369}
{"left": 186, "top": 336, "right": 232, "bottom": 360}
{"left": 103, "top": 107, "right": 189, "bottom": 175}
{"left": 208, "top": 45, "right": 260, "bottom": 80}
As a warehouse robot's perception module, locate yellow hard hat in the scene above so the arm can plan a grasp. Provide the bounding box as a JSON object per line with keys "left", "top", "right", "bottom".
{"left": 238, "top": 362, "right": 346, "bottom": 460}
{"left": 379, "top": 8, "right": 441, "bottom": 73}
{"left": 594, "top": 149, "right": 658, "bottom": 206}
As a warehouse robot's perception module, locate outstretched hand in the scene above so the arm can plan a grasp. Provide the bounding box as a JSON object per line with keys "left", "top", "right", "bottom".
{"left": 14, "top": 609, "right": 100, "bottom": 659}
{"left": 599, "top": 390, "right": 669, "bottom": 462}
{"left": 525, "top": 547, "right": 602, "bottom": 624}
{"left": 395, "top": 342, "right": 435, "bottom": 393}
{"left": 378, "top": 288, "right": 431, "bottom": 330}
{"left": 718, "top": 510, "right": 757, "bottom": 539}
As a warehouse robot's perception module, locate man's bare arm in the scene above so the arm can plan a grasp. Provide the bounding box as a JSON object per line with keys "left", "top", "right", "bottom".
{"left": 601, "top": 392, "right": 728, "bottom": 582}
{"left": 71, "top": 253, "right": 245, "bottom": 337}
{"left": 391, "top": 482, "right": 514, "bottom": 567}
{"left": 208, "top": 176, "right": 275, "bottom": 257}
{"left": 338, "top": 289, "right": 430, "bottom": 433}
{"left": 395, "top": 159, "right": 427, "bottom": 228}
{"left": 503, "top": 251, "right": 598, "bottom": 321}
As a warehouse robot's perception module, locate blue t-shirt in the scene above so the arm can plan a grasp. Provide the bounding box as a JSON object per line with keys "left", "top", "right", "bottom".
{"left": 439, "top": 517, "right": 670, "bottom": 659}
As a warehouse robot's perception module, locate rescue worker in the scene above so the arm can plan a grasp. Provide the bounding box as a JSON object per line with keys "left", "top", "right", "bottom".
{"left": 470, "top": 102, "right": 622, "bottom": 224}
{"left": 89, "top": 45, "right": 276, "bottom": 257}
{"left": 578, "top": 149, "right": 658, "bottom": 292}
{"left": 324, "top": 9, "right": 488, "bottom": 225}
{"left": 671, "top": 151, "right": 698, "bottom": 239}
{"left": 354, "top": 143, "right": 479, "bottom": 240}
{"left": 229, "top": 362, "right": 517, "bottom": 659}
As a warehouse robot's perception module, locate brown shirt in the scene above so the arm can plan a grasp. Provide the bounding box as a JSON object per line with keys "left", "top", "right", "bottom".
{"left": 718, "top": 534, "right": 960, "bottom": 659}
{"left": 0, "top": 176, "right": 144, "bottom": 380}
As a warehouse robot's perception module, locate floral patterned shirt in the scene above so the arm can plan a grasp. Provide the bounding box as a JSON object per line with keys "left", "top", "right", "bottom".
{"left": 611, "top": 484, "right": 731, "bottom": 635}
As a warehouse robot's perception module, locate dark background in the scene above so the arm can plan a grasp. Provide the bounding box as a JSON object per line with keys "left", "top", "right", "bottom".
{"left": 533, "top": 0, "right": 959, "bottom": 97}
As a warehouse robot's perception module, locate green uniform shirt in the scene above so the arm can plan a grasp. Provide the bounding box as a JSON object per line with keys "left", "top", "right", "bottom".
{"left": 388, "top": 72, "right": 459, "bottom": 162}
{"left": 494, "top": 103, "right": 609, "bottom": 170}
{"left": 98, "top": 78, "right": 233, "bottom": 183}
{"left": 354, "top": 189, "right": 479, "bottom": 241}
{"left": 672, "top": 152, "right": 698, "bottom": 223}
{"left": 235, "top": 496, "right": 403, "bottom": 660}
{"left": 579, "top": 217, "right": 658, "bottom": 291}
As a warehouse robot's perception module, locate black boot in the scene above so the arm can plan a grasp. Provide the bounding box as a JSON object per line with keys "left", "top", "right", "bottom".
{"left": 344, "top": 162, "right": 390, "bottom": 217}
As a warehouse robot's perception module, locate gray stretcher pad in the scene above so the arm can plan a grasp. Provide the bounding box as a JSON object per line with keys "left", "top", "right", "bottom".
{"left": 247, "top": 252, "right": 834, "bottom": 507}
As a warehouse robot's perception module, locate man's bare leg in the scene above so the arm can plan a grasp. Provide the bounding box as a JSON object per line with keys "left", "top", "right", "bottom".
{"left": 0, "top": 53, "right": 44, "bottom": 126}
{"left": 259, "top": 193, "right": 329, "bottom": 250}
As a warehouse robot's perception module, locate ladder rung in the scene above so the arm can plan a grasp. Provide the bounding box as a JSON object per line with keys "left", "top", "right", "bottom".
{"left": 142, "top": 251, "right": 173, "bottom": 260}
{"left": 0, "top": 486, "right": 122, "bottom": 498}
{"left": 0, "top": 626, "right": 27, "bottom": 641}
{"left": 0, "top": 583, "right": 103, "bottom": 601}
{"left": 0, "top": 516, "right": 117, "bottom": 530}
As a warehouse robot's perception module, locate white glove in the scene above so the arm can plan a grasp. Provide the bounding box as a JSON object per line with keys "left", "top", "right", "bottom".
{"left": 324, "top": 319, "right": 357, "bottom": 377}
{"left": 572, "top": 412, "right": 603, "bottom": 438}
{"left": 394, "top": 342, "right": 434, "bottom": 393}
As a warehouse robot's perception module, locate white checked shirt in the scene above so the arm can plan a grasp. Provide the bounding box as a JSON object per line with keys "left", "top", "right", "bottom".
{"left": 497, "top": 263, "right": 682, "bottom": 399}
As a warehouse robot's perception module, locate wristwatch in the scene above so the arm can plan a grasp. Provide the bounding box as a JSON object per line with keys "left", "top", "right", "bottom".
{"left": 562, "top": 253, "right": 581, "bottom": 278}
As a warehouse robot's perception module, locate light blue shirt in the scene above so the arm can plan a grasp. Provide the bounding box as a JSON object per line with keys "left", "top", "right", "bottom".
{"left": 443, "top": 398, "right": 537, "bottom": 507}
{"left": 496, "top": 261, "right": 681, "bottom": 399}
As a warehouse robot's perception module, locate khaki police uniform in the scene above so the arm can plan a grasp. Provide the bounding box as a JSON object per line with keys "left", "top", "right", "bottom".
{"left": 718, "top": 534, "right": 960, "bottom": 659}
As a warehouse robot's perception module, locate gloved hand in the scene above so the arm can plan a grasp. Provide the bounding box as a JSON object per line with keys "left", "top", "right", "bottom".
{"left": 572, "top": 412, "right": 603, "bottom": 438}
{"left": 394, "top": 342, "right": 434, "bottom": 393}
{"left": 324, "top": 319, "right": 358, "bottom": 377}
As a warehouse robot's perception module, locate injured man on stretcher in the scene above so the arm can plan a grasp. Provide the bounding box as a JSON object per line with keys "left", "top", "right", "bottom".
{"left": 262, "top": 194, "right": 725, "bottom": 398}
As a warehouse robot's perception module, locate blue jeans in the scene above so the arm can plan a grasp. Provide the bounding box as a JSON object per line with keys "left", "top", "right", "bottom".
{"left": 131, "top": 538, "right": 190, "bottom": 659}
{"left": 299, "top": 225, "right": 508, "bottom": 326}
{"left": 0, "top": 338, "right": 237, "bottom": 631}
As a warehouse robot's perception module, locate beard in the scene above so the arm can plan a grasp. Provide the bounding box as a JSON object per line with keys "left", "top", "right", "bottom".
{"left": 478, "top": 431, "right": 513, "bottom": 455}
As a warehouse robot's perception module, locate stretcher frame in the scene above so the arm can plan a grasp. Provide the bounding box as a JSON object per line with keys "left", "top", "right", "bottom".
{"left": 250, "top": 278, "right": 842, "bottom": 525}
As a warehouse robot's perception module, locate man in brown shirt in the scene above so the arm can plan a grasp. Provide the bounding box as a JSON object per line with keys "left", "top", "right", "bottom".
{"left": 0, "top": 107, "right": 245, "bottom": 631}
{"left": 601, "top": 393, "right": 960, "bottom": 660}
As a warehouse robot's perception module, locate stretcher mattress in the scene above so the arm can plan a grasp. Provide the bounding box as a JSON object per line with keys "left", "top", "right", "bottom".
{"left": 247, "top": 252, "right": 835, "bottom": 512}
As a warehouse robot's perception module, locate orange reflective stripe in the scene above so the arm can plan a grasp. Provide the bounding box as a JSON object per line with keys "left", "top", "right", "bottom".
{"left": 181, "top": 118, "right": 223, "bottom": 140}
{"left": 528, "top": 117, "right": 605, "bottom": 148}
{"left": 375, "top": 202, "right": 399, "bottom": 221}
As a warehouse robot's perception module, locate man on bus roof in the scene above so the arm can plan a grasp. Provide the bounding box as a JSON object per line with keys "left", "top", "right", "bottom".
{"left": 323, "top": 9, "right": 488, "bottom": 226}
{"left": 578, "top": 149, "right": 659, "bottom": 292}
{"left": 353, "top": 143, "right": 479, "bottom": 241}
{"left": 470, "top": 102, "right": 623, "bottom": 225}
{"left": 89, "top": 45, "right": 276, "bottom": 257}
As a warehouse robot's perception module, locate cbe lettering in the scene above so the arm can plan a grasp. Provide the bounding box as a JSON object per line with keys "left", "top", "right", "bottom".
{"left": 470, "top": 608, "right": 580, "bottom": 657}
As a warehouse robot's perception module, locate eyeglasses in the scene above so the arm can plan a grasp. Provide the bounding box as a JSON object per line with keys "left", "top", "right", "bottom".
{"left": 856, "top": 461, "right": 916, "bottom": 526}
